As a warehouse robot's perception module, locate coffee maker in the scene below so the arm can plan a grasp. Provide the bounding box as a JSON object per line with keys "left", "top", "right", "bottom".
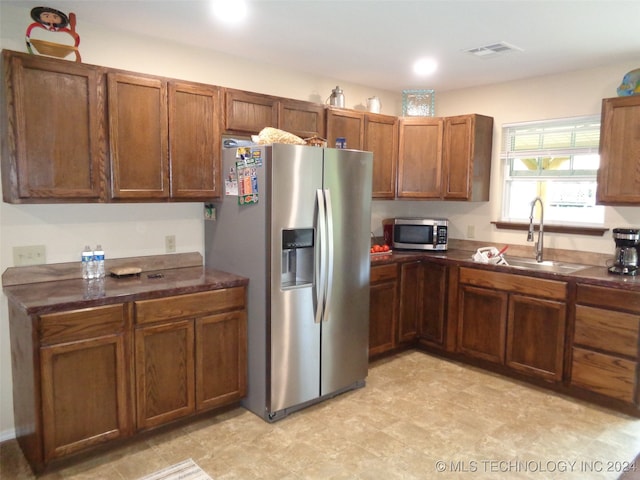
{"left": 609, "top": 228, "right": 640, "bottom": 275}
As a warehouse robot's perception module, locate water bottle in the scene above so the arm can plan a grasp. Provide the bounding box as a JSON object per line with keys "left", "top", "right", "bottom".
{"left": 81, "top": 245, "right": 93, "bottom": 280}
{"left": 94, "top": 244, "right": 105, "bottom": 278}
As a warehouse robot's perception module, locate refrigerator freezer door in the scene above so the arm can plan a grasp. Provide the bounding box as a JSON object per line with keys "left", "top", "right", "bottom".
{"left": 269, "top": 144, "right": 324, "bottom": 414}
{"left": 321, "top": 149, "right": 373, "bottom": 395}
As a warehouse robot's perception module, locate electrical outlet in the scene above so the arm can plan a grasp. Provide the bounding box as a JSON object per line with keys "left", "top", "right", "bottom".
{"left": 467, "top": 225, "right": 475, "bottom": 239}
{"left": 165, "top": 235, "right": 176, "bottom": 253}
{"left": 13, "top": 245, "right": 46, "bottom": 266}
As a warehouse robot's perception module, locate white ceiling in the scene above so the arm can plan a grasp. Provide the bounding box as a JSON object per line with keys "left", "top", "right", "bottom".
{"left": 12, "top": 0, "right": 640, "bottom": 92}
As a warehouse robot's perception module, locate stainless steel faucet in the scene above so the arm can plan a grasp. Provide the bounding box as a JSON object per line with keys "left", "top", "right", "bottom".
{"left": 527, "top": 197, "right": 544, "bottom": 262}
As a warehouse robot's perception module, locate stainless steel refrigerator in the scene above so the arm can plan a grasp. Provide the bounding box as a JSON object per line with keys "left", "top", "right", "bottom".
{"left": 205, "top": 143, "right": 372, "bottom": 421}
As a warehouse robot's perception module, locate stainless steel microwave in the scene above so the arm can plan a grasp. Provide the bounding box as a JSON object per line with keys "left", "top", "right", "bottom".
{"left": 392, "top": 218, "right": 448, "bottom": 251}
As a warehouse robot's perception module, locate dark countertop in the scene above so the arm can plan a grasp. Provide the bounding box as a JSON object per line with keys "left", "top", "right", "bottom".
{"left": 371, "top": 248, "right": 640, "bottom": 291}
{"left": 3, "top": 266, "right": 249, "bottom": 315}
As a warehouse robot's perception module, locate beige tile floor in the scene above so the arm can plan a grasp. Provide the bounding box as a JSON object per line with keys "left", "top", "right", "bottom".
{"left": 2, "top": 350, "right": 640, "bottom": 480}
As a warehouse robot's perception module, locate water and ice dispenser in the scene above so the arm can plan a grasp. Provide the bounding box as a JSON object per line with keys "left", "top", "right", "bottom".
{"left": 281, "top": 228, "right": 314, "bottom": 288}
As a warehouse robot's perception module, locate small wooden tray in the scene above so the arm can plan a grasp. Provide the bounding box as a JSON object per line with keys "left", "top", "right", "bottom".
{"left": 110, "top": 266, "right": 142, "bottom": 278}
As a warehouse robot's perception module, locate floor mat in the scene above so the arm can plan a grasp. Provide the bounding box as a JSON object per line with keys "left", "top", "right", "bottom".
{"left": 138, "top": 458, "right": 212, "bottom": 480}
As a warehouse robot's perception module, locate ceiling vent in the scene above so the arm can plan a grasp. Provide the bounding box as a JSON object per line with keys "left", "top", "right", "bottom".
{"left": 463, "top": 41, "right": 523, "bottom": 58}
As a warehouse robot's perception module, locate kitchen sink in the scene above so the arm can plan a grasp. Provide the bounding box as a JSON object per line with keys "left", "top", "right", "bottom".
{"left": 499, "top": 257, "right": 590, "bottom": 274}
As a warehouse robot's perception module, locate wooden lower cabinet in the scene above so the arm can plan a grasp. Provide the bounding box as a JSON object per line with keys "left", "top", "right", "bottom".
{"left": 398, "top": 261, "right": 421, "bottom": 344}
{"left": 135, "top": 319, "right": 195, "bottom": 429}
{"left": 196, "top": 310, "right": 247, "bottom": 410}
{"left": 506, "top": 294, "right": 566, "bottom": 381}
{"left": 369, "top": 261, "right": 450, "bottom": 357}
{"left": 458, "top": 285, "right": 508, "bottom": 363}
{"left": 7, "top": 286, "right": 247, "bottom": 472}
{"left": 457, "top": 267, "right": 567, "bottom": 381}
{"left": 418, "top": 262, "right": 450, "bottom": 350}
{"left": 570, "top": 284, "right": 640, "bottom": 404}
{"left": 40, "top": 305, "right": 130, "bottom": 463}
{"left": 134, "top": 288, "right": 247, "bottom": 430}
{"left": 369, "top": 263, "right": 398, "bottom": 357}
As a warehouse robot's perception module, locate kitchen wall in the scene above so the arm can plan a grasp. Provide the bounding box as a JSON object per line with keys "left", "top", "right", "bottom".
{"left": 0, "top": 2, "right": 638, "bottom": 439}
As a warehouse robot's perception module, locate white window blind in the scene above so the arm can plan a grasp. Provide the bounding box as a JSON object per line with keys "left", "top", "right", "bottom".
{"left": 502, "top": 116, "right": 600, "bottom": 159}
{"left": 501, "top": 115, "right": 603, "bottom": 225}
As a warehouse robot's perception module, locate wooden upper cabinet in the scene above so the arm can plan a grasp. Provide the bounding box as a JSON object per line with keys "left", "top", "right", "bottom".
{"left": 397, "top": 117, "right": 443, "bottom": 198}
{"left": 224, "top": 88, "right": 278, "bottom": 133}
{"left": 596, "top": 96, "right": 640, "bottom": 204}
{"left": 365, "top": 113, "right": 398, "bottom": 199}
{"left": 326, "top": 107, "right": 365, "bottom": 150}
{"left": 442, "top": 114, "right": 493, "bottom": 201}
{"left": 169, "top": 81, "right": 221, "bottom": 199}
{"left": 1, "top": 50, "right": 106, "bottom": 203}
{"left": 279, "top": 98, "right": 326, "bottom": 139}
{"left": 108, "top": 72, "right": 169, "bottom": 199}
{"left": 397, "top": 114, "right": 493, "bottom": 200}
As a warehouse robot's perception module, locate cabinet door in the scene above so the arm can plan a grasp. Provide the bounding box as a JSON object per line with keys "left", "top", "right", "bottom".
{"left": 397, "top": 118, "right": 443, "bottom": 198}
{"left": 169, "top": 81, "right": 221, "bottom": 199}
{"left": 108, "top": 72, "right": 169, "bottom": 199}
{"left": 369, "top": 264, "right": 398, "bottom": 357}
{"left": 398, "top": 261, "right": 421, "bottom": 344}
{"left": 196, "top": 310, "right": 247, "bottom": 411}
{"left": 442, "top": 114, "right": 492, "bottom": 201}
{"left": 597, "top": 96, "right": 640, "bottom": 204}
{"left": 326, "top": 107, "right": 364, "bottom": 150}
{"left": 2, "top": 51, "right": 105, "bottom": 202}
{"left": 458, "top": 285, "right": 508, "bottom": 363}
{"left": 278, "top": 98, "right": 326, "bottom": 139}
{"left": 135, "top": 320, "right": 195, "bottom": 429}
{"left": 506, "top": 294, "right": 566, "bottom": 381}
{"left": 418, "top": 263, "right": 448, "bottom": 349}
{"left": 224, "top": 89, "right": 278, "bottom": 133}
{"left": 365, "top": 113, "right": 398, "bottom": 199}
{"left": 40, "top": 333, "right": 129, "bottom": 461}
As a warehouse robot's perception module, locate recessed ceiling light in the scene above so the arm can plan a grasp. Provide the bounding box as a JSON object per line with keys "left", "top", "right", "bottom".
{"left": 211, "top": 0, "right": 248, "bottom": 24}
{"left": 413, "top": 57, "right": 438, "bottom": 76}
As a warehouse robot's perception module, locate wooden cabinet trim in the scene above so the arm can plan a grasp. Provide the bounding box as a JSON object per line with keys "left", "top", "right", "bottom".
{"left": 577, "top": 283, "right": 640, "bottom": 314}
{"left": 459, "top": 267, "right": 567, "bottom": 300}
{"left": 370, "top": 263, "right": 398, "bottom": 283}
{"left": 135, "top": 287, "right": 246, "bottom": 324}
{"left": 40, "top": 304, "right": 125, "bottom": 344}
{"left": 571, "top": 347, "right": 637, "bottom": 402}
{"left": 574, "top": 305, "right": 639, "bottom": 358}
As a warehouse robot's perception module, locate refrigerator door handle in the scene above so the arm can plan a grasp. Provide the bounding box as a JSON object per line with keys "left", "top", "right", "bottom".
{"left": 314, "top": 189, "right": 327, "bottom": 324}
{"left": 323, "top": 189, "right": 334, "bottom": 322}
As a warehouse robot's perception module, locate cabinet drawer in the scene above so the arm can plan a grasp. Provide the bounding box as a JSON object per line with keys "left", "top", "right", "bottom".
{"left": 40, "top": 304, "right": 126, "bottom": 344}
{"left": 571, "top": 347, "right": 637, "bottom": 403}
{"left": 577, "top": 284, "right": 640, "bottom": 314}
{"left": 574, "top": 305, "right": 639, "bottom": 358}
{"left": 370, "top": 264, "right": 397, "bottom": 283}
{"left": 459, "top": 267, "right": 566, "bottom": 300}
{"left": 135, "top": 287, "right": 245, "bottom": 324}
